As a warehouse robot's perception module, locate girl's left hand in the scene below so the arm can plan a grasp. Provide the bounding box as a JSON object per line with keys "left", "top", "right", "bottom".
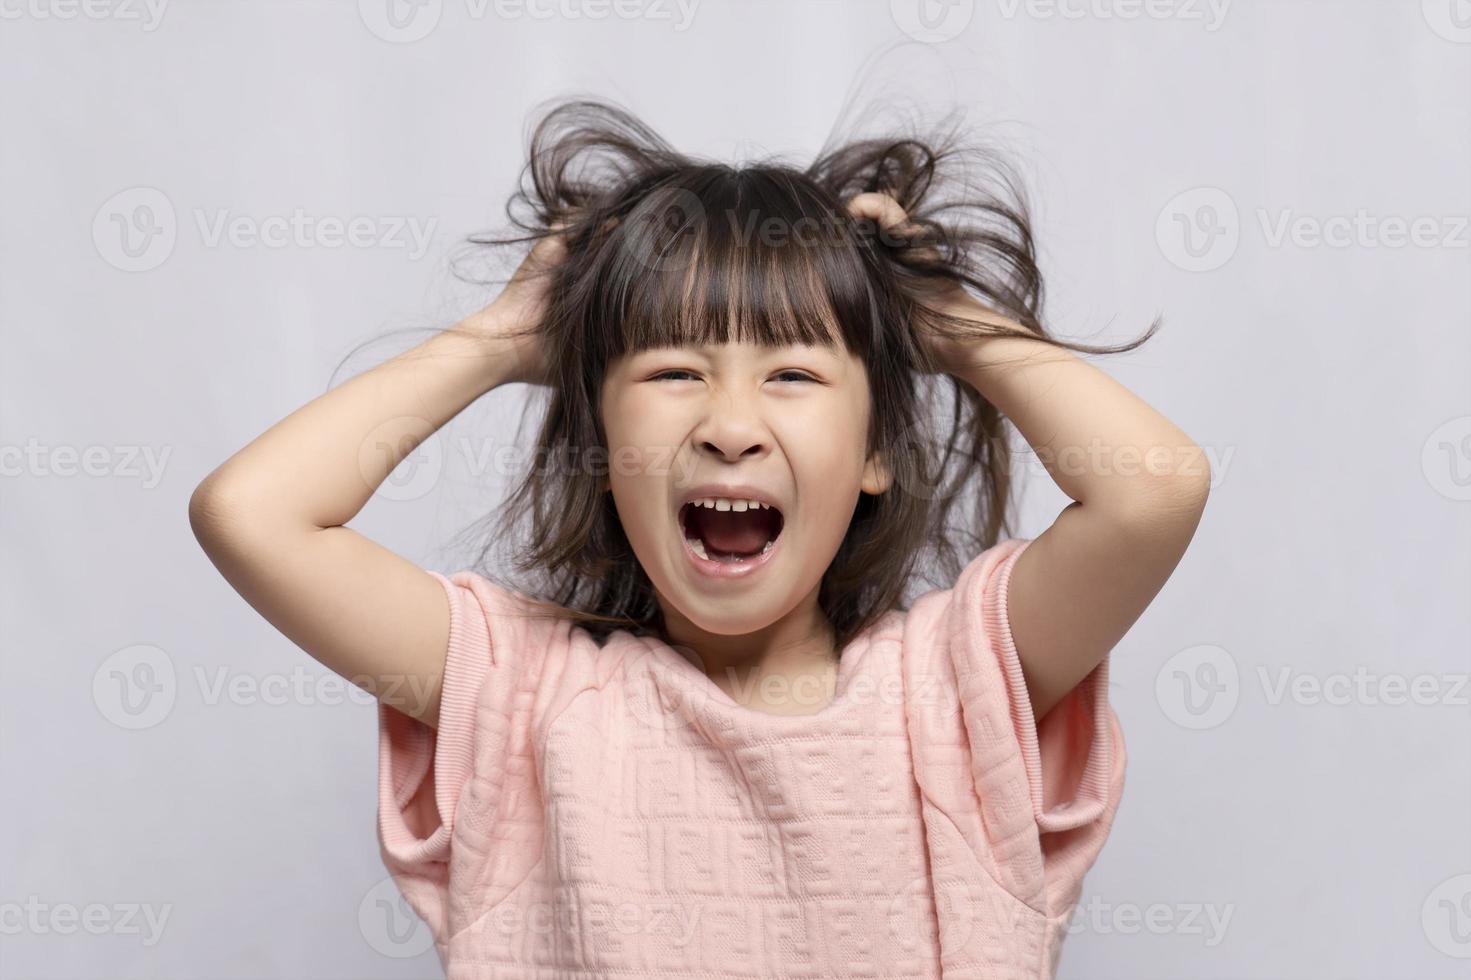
{"left": 845, "top": 192, "right": 1027, "bottom": 374}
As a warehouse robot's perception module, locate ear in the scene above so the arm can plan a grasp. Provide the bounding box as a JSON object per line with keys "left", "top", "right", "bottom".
{"left": 860, "top": 450, "right": 891, "bottom": 496}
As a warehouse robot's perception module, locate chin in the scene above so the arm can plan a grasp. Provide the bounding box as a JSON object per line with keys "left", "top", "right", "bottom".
{"left": 675, "top": 602, "right": 781, "bottom": 638}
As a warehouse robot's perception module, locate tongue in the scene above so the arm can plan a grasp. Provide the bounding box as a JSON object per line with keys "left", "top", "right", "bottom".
{"left": 697, "top": 510, "right": 769, "bottom": 556}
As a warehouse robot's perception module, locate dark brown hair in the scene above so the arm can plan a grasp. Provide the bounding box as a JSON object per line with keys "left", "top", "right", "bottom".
{"left": 444, "top": 96, "right": 1158, "bottom": 650}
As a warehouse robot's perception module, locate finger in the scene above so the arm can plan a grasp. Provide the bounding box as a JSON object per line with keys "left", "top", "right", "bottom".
{"left": 845, "top": 192, "right": 909, "bottom": 229}
{"left": 527, "top": 231, "right": 568, "bottom": 270}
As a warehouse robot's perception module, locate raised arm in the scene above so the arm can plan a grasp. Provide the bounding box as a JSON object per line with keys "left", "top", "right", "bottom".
{"left": 846, "top": 192, "right": 1212, "bottom": 723}
{"left": 950, "top": 318, "right": 1210, "bottom": 722}
{"left": 188, "top": 236, "right": 559, "bottom": 729}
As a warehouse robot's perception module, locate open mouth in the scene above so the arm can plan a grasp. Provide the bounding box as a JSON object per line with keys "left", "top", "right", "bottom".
{"left": 678, "top": 498, "right": 785, "bottom": 564}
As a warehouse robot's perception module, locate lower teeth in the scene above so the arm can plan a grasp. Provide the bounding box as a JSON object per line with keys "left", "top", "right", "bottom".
{"left": 688, "top": 538, "right": 774, "bottom": 562}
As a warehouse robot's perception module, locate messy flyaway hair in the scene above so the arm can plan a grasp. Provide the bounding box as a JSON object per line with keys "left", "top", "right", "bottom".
{"left": 441, "top": 96, "right": 1158, "bottom": 650}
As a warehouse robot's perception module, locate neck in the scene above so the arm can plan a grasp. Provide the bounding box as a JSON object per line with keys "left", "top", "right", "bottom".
{"left": 654, "top": 585, "right": 840, "bottom": 713}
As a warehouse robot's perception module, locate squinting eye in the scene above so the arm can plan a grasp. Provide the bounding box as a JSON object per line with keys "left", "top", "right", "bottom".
{"left": 647, "top": 369, "right": 816, "bottom": 383}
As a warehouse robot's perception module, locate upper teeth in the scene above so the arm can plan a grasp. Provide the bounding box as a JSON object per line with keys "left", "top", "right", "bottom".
{"left": 687, "top": 497, "right": 772, "bottom": 512}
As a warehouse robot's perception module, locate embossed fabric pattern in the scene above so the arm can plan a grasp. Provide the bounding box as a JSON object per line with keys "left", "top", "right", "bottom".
{"left": 377, "top": 537, "right": 1126, "bottom": 979}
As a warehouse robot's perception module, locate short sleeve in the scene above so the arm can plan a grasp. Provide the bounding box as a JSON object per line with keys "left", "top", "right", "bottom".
{"left": 374, "top": 569, "right": 543, "bottom": 942}
{"left": 951, "top": 536, "right": 1127, "bottom": 918}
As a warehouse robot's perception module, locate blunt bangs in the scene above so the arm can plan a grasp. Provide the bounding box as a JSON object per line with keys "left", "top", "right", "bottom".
{"left": 594, "top": 167, "right": 884, "bottom": 363}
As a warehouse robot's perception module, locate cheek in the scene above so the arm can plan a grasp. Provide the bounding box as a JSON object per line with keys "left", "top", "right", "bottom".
{"left": 787, "top": 391, "right": 870, "bottom": 470}
{"left": 779, "top": 404, "right": 870, "bottom": 518}
{"left": 604, "top": 400, "right": 680, "bottom": 483}
{"left": 603, "top": 425, "right": 668, "bottom": 551}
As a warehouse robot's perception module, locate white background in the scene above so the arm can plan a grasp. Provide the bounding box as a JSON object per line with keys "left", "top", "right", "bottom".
{"left": 2, "top": 0, "right": 1468, "bottom": 976}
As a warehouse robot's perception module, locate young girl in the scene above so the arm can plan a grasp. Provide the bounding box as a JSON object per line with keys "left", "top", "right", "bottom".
{"left": 190, "top": 99, "right": 1209, "bottom": 979}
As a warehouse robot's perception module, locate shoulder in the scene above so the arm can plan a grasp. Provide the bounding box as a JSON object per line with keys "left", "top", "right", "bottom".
{"left": 896, "top": 537, "right": 1032, "bottom": 655}
{"left": 430, "top": 569, "right": 576, "bottom": 669}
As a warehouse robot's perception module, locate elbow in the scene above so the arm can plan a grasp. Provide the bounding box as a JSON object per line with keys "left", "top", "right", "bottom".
{"left": 1101, "top": 445, "right": 1212, "bottom": 529}
{"left": 188, "top": 475, "right": 245, "bottom": 549}
{"left": 1146, "top": 438, "right": 1212, "bottom": 505}
{"left": 1155, "top": 465, "right": 1212, "bottom": 513}
{"left": 1122, "top": 458, "right": 1212, "bottom": 534}
{"left": 1173, "top": 448, "right": 1213, "bottom": 513}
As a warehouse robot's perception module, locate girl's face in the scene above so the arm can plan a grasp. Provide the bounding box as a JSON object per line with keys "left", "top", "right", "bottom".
{"left": 600, "top": 340, "right": 890, "bottom": 637}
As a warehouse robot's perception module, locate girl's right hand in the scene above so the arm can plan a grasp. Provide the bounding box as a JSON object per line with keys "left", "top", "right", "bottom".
{"left": 190, "top": 222, "right": 575, "bottom": 732}
{"left": 462, "top": 226, "right": 570, "bottom": 386}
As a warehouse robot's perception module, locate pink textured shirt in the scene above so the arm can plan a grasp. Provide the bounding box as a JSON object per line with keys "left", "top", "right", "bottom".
{"left": 377, "top": 537, "right": 1126, "bottom": 979}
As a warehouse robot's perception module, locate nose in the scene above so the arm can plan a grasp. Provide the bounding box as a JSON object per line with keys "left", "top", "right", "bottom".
{"left": 690, "top": 388, "right": 771, "bottom": 463}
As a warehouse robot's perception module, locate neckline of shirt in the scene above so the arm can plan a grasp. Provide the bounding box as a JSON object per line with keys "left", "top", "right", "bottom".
{"left": 621, "top": 610, "right": 905, "bottom": 733}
